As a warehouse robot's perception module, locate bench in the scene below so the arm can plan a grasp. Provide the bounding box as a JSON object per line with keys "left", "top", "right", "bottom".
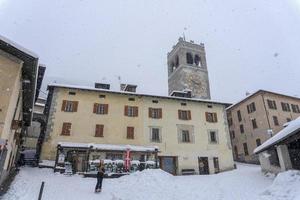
{"left": 181, "top": 169, "right": 196, "bottom": 175}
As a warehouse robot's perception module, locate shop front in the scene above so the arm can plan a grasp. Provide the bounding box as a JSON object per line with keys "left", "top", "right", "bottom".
{"left": 54, "top": 142, "right": 159, "bottom": 176}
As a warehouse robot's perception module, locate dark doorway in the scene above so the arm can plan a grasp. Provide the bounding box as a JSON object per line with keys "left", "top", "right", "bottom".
{"left": 198, "top": 157, "right": 209, "bottom": 175}
{"left": 288, "top": 139, "right": 300, "bottom": 170}
{"left": 159, "top": 156, "right": 177, "bottom": 175}
{"left": 213, "top": 157, "right": 220, "bottom": 173}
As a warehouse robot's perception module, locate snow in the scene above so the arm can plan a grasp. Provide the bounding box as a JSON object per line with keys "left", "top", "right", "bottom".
{"left": 48, "top": 83, "right": 229, "bottom": 105}
{"left": 58, "top": 142, "right": 158, "bottom": 152}
{"left": 34, "top": 102, "right": 45, "bottom": 107}
{"left": 254, "top": 117, "right": 300, "bottom": 154}
{"left": 0, "top": 34, "right": 39, "bottom": 58}
{"left": 3, "top": 163, "right": 292, "bottom": 200}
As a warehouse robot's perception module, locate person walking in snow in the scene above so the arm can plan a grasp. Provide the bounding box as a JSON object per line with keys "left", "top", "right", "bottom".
{"left": 95, "top": 160, "right": 105, "bottom": 193}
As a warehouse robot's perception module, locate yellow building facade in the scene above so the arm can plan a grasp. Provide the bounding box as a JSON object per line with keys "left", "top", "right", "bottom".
{"left": 41, "top": 84, "right": 234, "bottom": 175}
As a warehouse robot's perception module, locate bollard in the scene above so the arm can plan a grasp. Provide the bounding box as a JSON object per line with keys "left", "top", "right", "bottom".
{"left": 38, "top": 181, "right": 45, "bottom": 200}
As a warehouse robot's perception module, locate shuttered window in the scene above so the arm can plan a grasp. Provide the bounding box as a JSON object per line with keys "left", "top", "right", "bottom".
{"left": 267, "top": 99, "right": 277, "bottom": 109}
{"left": 247, "top": 102, "right": 256, "bottom": 113}
{"left": 281, "top": 102, "right": 291, "bottom": 112}
{"left": 61, "top": 100, "right": 78, "bottom": 112}
{"left": 205, "top": 112, "right": 218, "bottom": 123}
{"left": 61, "top": 123, "right": 71, "bottom": 136}
{"left": 178, "top": 110, "right": 191, "bottom": 120}
{"left": 127, "top": 127, "right": 134, "bottom": 139}
{"left": 93, "top": 103, "right": 108, "bottom": 114}
{"left": 95, "top": 124, "right": 104, "bottom": 137}
{"left": 124, "top": 106, "right": 138, "bottom": 117}
{"left": 148, "top": 108, "right": 162, "bottom": 119}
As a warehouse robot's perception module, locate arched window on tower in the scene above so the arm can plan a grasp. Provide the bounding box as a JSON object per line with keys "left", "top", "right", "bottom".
{"left": 194, "top": 54, "right": 201, "bottom": 67}
{"left": 170, "top": 62, "right": 175, "bottom": 73}
{"left": 175, "top": 55, "right": 179, "bottom": 67}
{"left": 186, "top": 52, "right": 193, "bottom": 65}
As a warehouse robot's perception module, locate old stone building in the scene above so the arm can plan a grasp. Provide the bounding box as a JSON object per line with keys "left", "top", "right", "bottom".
{"left": 227, "top": 90, "right": 300, "bottom": 164}
{"left": 40, "top": 83, "right": 234, "bottom": 175}
{"left": 168, "top": 37, "right": 211, "bottom": 99}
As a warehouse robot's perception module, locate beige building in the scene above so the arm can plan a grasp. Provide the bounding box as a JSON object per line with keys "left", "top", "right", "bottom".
{"left": 40, "top": 83, "right": 234, "bottom": 175}
{"left": 227, "top": 90, "right": 300, "bottom": 163}
{"left": 0, "top": 35, "right": 41, "bottom": 185}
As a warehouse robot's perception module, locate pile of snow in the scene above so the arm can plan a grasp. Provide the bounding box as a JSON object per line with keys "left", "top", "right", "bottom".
{"left": 260, "top": 170, "right": 300, "bottom": 200}
{"left": 39, "top": 160, "right": 55, "bottom": 168}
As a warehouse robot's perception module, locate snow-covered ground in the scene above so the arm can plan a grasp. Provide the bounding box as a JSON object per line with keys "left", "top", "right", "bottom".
{"left": 2, "top": 163, "right": 300, "bottom": 200}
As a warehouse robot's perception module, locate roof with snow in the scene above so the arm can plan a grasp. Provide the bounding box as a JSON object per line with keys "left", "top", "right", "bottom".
{"left": 254, "top": 117, "right": 300, "bottom": 154}
{"left": 48, "top": 83, "right": 231, "bottom": 106}
{"left": 58, "top": 142, "right": 158, "bottom": 152}
{"left": 226, "top": 90, "right": 300, "bottom": 111}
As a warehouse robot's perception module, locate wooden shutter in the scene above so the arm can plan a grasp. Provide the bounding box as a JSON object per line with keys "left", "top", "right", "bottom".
{"left": 95, "top": 124, "right": 104, "bottom": 137}
{"left": 178, "top": 110, "right": 181, "bottom": 119}
{"left": 205, "top": 112, "right": 209, "bottom": 122}
{"left": 93, "top": 103, "right": 98, "bottom": 113}
{"left": 148, "top": 108, "right": 152, "bottom": 118}
{"left": 61, "top": 100, "right": 67, "bottom": 111}
{"left": 73, "top": 101, "right": 78, "bottom": 112}
{"left": 159, "top": 108, "right": 162, "bottom": 119}
{"left": 127, "top": 127, "right": 134, "bottom": 139}
{"left": 124, "top": 106, "right": 128, "bottom": 116}
{"left": 134, "top": 107, "right": 138, "bottom": 117}
{"left": 104, "top": 104, "right": 109, "bottom": 114}
{"left": 213, "top": 113, "right": 218, "bottom": 122}
{"left": 188, "top": 110, "right": 191, "bottom": 120}
{"left": 61, "top": 123, "right": 71, "bottom": 136}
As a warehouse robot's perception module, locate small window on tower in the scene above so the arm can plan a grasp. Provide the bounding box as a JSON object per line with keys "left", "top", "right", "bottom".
{"left": 186, "top": 52, "right": 193, "bottom": 64}
{"left": 175, "top": 55, "right": 179, "bottom": 67}
{"left": 194, "top": 54, "right": 201, "bottom": 66}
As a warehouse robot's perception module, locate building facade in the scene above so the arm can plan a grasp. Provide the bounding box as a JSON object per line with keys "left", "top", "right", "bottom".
{"left": 227, "top": 90, "right": 300, "bottom": 163}
{"left": 40, "top": 84, "right": 234, "bottom": 175}
{"left": 167, "top": 37, "right": 211, "bottom": 99}
{"left": 0, "top": 35, "right": 40, "bottom": 185}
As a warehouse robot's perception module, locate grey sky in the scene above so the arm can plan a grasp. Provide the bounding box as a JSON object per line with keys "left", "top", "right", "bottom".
{"left": 1, "top": 0, "right": 300, "bottom": 103}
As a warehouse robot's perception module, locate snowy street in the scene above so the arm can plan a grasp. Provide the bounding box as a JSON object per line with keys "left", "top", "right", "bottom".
{"left": 3, "top": 163, "right": 300, "bottom": 200}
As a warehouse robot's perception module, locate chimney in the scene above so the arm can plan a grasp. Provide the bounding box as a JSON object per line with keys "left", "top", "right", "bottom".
{"left": 120, "top": 84, "right": 137, "bottom": 93}
{"left": 95, "top": 83, "right": 110, "bottom": 90}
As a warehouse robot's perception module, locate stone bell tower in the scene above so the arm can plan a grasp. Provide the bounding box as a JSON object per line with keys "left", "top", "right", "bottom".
{"left": 167, "top": 37, "right": 211, "bottom": 99}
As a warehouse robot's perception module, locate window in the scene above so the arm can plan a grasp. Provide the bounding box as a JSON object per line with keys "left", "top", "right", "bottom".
{"left": 228, "top": 118, "right": 233, "bottom": 126}
{"left": 149, "top": 108, "right": 162, "bottom": 119}
{"left": 61, "top": 123, "right": 71, "bottom": 136}
{"left": 281, "top": 102, "right": 291, "bottom": 112}
{"left": 194, "top": 54, "right": 201, "bottom": 66}
{"left": 291, "top": 104, "right": 300, "bottom": 113}
{"left": 209, "top": 131, "right": 218, "bottom": 143}
{"left": 93, "top": 103, "right": 108, "bottom": 114}
{"left": 95, "top": 124, "right": 104, "bottom": 137}
{"left": 251, "top": 118, "right": 258, "bottom": 129}
{"left": 267, "top": 99, "right": 277, "bottom": 109}
{"left": 186, "top": 52, "right": 193, "bottom": 64}
{"left": 181, "top": 102, "right": 187, "bottom": 106}
{"left": 205, "top": 112, "right": 218, "bottom": 123}
{"left": 61, "top": 100, "right": 78, "bottom": 112}
{"left": 127, "top": 127, "right": 134, "bottom": 139}
{"left": 207, "top": 104, "right": 213, "bottom": 108}
{"left": 231, "top": 130, "right": 235, "bottom": 139}
{"left": 150, "top": 128, "right": 161, "bottom": 143}
{"left": 181, "top": 130, "right": 190, "bottom": 143}
{"left": 99, "top": 94, "right": 106, "bottom": 99}
{"left": 273, "top": 116, "right": 279, "bottom": 126}
{"left": 152, "top": 100, "right": 158, "bottom": 103}
{"left": 237, "top": 110, "right": 242, "bottom": 122}
{"left": 287, "top": 118, "right": 291, "bottom": 122}
{"left": 124, "top": 106, "right": 138, "bottom": 117}
{"left": 247, "top": 102, "right": 256, "bottom": 113}
{"left": 240, "top": 124, "right": 244, "bottom": 134}
{"left": 68, "top": 91, "right": 76, "bottom": 95}
{"left": 178, "top": 110, "right": 191, "bottom": 120}
{"left": 256, "top": 138, "right": 261, "bottom": 147}
{"left": 243, "top": 143, "right": 249, "bottom": 156}
{"left": 128, "top": 97, "right": 135, "bottom": 101}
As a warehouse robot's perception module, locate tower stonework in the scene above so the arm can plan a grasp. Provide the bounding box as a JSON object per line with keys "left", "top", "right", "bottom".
{"left": 167, "top": 37, "right": 211, "bottom": 99}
